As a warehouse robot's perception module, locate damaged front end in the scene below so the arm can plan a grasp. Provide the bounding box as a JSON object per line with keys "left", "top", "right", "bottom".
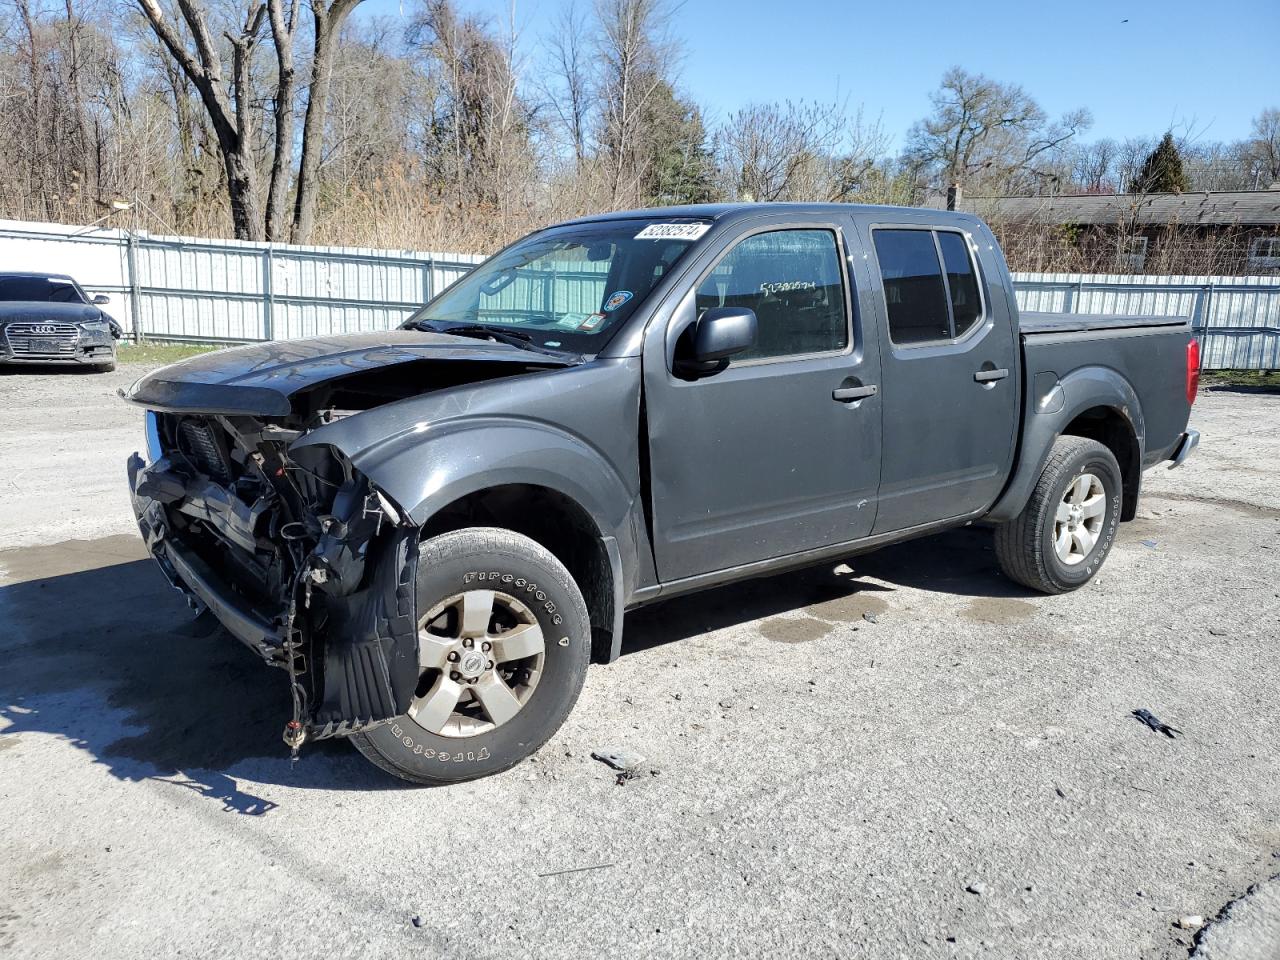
{"left": 128, "top": 410, "right": 420, "bottom": 749}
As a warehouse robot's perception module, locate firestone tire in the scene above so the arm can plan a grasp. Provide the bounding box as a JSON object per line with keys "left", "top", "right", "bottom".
{"left": 994, "top": 436, "right": 1123, "bottom": 595}
{"left": 351, "top": 526, "right": 590, "bottom": 785}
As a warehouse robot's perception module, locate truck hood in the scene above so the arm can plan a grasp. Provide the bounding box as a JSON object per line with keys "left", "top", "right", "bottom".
{"left": 125, "top": 330, "right": 580, "bottom": 416}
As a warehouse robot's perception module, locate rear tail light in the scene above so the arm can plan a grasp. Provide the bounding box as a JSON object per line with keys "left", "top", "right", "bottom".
{"left": 1186, "top": 338, "right": 1200, "bottom": 406}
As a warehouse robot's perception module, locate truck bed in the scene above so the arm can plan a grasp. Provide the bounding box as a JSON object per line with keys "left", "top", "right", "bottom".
{"left": 1020, "top": 311, "right": 1189, "bottom": 335}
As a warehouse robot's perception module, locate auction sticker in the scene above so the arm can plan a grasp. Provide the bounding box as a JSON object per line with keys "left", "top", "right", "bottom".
{"left": 635, "top": 222, "right": 711, "bottom": 241}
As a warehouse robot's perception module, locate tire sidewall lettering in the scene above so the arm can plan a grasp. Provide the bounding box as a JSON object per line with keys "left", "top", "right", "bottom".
{"left": 465, "top": 570, "right": 562, "bottom": 621}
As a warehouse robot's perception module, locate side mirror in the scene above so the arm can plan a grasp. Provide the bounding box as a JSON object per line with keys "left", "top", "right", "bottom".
{"left": 675, "top": 307, "right": 756, "bottom": 377}
{"left": 92, "top": 294, "right": 110, "bottom": 305}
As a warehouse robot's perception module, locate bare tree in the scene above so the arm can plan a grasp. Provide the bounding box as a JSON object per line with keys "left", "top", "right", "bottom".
{"left": 594, "top": 0, "right": 677, "bottom": 206}
{"left": 136, "top": 0, "right": 267, "bottom": 239}
{"left": 264, "top": 0, "right": 298, "bottom": 241}
{"left": 717, "top": 99, "right": 884, "bottom": 203}
{"left": 904, "top": 67, "right": 1090, "bottom": 196}
{"left": 1070, "top": 138, "right": 1117, "bottom": 193}
{"left": 1249, "top": 108, "right": 1280, "bottom": 184}
{"left": 542, "top": 0, "right": 591, "bottom": 169}
{"left": 291, "top": 0, "right": 363, "bottom": 243}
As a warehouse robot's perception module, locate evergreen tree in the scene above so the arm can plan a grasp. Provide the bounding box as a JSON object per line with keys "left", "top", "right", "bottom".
{"left": 641, "top": 81, "right": 719, "bottom": 205}
{"left": 1133, "top": 132, "right": 1190, "bottom": 193}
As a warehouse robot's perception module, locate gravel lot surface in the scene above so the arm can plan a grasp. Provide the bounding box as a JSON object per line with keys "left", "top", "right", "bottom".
{"left": 1, "top": 362, "right": 1277, "bottom": 960}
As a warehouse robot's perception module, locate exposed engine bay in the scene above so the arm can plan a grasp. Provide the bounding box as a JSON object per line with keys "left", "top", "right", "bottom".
{"left": 128, "top": 402, "right": 422, "bottom": 748}
{"left": 122, "top": 338, "right": 587, "bottom": 756}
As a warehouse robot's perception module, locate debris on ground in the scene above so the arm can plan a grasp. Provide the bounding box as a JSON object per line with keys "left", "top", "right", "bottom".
{"left": 1141, "top": 539, "right": 1160, "bottom": 549}
{"left": 1132, "top": 708, "right": 1183, "bottom": 738}
{"left": 862, "top": 612, "right": 879, "bottom": 624}
{"left": 537, "top": 863, "right": 615, "bottom": 879}
{"left": 1175, "top": 915, "right": 1204, "bottom": 930}
{"left": 965, "top": 881, "right": 986, "bottom": 896}
{"left": 591, "top": 746, "right": 645, "bottom": 772}
{"left": 411, "top": 916, "right": 423, "bottom": 928}
{"left": 1208, "top": 627, "right": 1230, "bottom": 637}
{"left": 1054, "top": 785, "right": 1066, "bottom": 799}
{"left": 718, "top": 699, "right": 735, "bottom": 710}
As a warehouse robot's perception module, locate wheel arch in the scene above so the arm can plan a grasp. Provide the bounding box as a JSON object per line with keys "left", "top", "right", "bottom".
{"left": 419, "top": 482, "right": 626, "bottom": 664}
{"left": 338, "top": 421, "right": 637, "bottom": 665}
{"left": 987, "top": 365, "right": 1146, "bottom": 523}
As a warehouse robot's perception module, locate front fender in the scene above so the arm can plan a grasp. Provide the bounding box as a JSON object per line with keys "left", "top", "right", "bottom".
{"left": 335, "top": 417, "right": 638, "bottom": 537}
{"left": 986, "top": 365, "right": 1145, "bottom": 523}
{"left": 300, "top": 415, "right": 639, "bottom": 663}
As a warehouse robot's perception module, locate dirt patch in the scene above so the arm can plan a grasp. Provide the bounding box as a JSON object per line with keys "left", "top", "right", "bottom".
{"left": 759, "top": 616, "right": 832, "bottom": 644}
{"left": 962, "top": 597, "right": 1037, "bottom": 624}
{"left": 1145, "top": 491, "right": 1280, "bottom": 521}
{"left": 805, "top": 593, "right": 889, "bottom": 623}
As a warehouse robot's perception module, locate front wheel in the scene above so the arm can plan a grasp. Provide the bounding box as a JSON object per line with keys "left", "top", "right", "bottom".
{"left": 351, "top": 527, "right": 590, "bottom": 785}
{"left": 994, "top": 436, "right": 1122, "bottom": 594}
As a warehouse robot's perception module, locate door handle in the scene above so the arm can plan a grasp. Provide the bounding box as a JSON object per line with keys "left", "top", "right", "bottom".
{"left": 973, "top": 368, "right": 1010, "bottom": 383}
{"left": 832, "top": 384, "right": 878, "bottom": 402}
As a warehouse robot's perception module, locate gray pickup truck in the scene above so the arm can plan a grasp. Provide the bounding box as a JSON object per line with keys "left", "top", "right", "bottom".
{"left": 124, "top": 203, "right": 1200, "bottom": 784}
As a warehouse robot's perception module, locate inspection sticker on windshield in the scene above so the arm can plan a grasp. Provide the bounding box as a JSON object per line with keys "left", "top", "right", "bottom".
{"left": 635, "top": 222, "right": 711, "bottom": 241}
{"left": 603, "top": 290, "right": 633, "bottom": 312}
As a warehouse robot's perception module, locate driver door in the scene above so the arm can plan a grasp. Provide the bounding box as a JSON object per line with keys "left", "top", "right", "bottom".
{"left": 642, "top": 223, "right": 883, "bottom": 583}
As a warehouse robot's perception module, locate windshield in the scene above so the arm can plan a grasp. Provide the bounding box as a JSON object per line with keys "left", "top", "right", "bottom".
{"left": 0, "top": 276, "right": 86, "bottom": 304}
{"left": 404, "top": 218, "right": 710, "bottom": 352}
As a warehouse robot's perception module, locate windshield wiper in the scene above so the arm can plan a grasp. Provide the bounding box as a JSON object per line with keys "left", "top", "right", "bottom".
{"left": 404, "top": 321, "right": 580, "bottom": 361}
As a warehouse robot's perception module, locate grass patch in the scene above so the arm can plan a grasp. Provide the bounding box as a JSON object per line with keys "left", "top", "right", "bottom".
{"left": 117, "top": 341, "right": 223, "bottom": 365}
{"left": 1201, "top": 369, "right": 1280, "bottom": 390}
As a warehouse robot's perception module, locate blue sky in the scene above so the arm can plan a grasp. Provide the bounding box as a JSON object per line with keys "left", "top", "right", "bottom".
{"left": 356, "top": 0, "right": 1279, "bottom": 149}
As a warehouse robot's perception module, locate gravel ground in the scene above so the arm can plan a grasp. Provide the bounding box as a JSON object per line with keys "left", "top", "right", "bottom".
{"left": 1, "top": 363, "right": 1278, "bottom": 960}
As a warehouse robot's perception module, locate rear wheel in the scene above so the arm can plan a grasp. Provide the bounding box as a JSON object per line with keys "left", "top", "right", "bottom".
{"left": 351, "top": 527, "right": 590, "bottom": 785}
{"left": 994, "top": 436, "right": 1122, "bottom": 594}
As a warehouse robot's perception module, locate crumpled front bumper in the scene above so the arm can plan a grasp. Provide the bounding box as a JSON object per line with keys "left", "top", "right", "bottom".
{"left": 127, "top": 452, "right": 285, "bottom": 660}
{"left": 126, "top": 448, "right": 422, "bottom": 739}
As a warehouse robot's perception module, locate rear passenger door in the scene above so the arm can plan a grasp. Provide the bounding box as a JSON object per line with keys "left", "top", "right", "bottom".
{"left": 643, "top": 221, "right": 882, "bottom": 582}
{"left": 864, "top": 222, "right": 1019, "bottom": 533}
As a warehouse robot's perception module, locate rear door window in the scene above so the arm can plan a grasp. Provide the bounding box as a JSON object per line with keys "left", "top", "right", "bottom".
{"left": 695, "top": 229, "right": 848, "bottom": 361}
{"left": 872, "top": 230, "right": 951, "bottom": 344}
{"left": 873, "top": 228, "right": 985, "bottom": 345}
{"left": 938, "top": 231, "right": 983, "bottom": 337}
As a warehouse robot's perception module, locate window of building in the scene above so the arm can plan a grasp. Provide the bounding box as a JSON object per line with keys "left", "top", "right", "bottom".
{"left": 1248, "top": 236, "right": 1280, "bottom": 268}
{"left": 1117, "top": 236, "right": 1148, "bottom": 271}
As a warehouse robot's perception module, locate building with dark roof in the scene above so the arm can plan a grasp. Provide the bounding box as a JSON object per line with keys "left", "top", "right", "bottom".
{"left": 936, "top": 186, "right": 1280, "bottom": 273}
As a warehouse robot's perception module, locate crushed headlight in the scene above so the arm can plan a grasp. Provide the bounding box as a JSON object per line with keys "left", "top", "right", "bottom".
{"left": 144, "top": 410, "right": 163, "bottom": 463}
{"left": 80, "top": 319, "right": 112, "bottom": 334}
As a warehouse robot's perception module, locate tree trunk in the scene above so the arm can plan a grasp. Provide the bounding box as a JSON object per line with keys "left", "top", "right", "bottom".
{"left": 292, "top": 0, "right": 362, "bottom": 244}
{"left": 136, "top": 0, "right": 266, "bottom": 241}
{"left": 223, "top": 145, "right": 264, "bottom": 241}
{"left": 265, "top": 0, "right": 297, "bottom": 242}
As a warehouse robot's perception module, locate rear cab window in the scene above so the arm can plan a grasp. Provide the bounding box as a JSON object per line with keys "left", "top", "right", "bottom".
{"left": 872, "top": 227, "right": 985, "bottom": 346}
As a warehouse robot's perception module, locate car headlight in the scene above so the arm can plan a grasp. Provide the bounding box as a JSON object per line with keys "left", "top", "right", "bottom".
{"left": 80, "top": 319, "right": 111, "bottom": 335}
